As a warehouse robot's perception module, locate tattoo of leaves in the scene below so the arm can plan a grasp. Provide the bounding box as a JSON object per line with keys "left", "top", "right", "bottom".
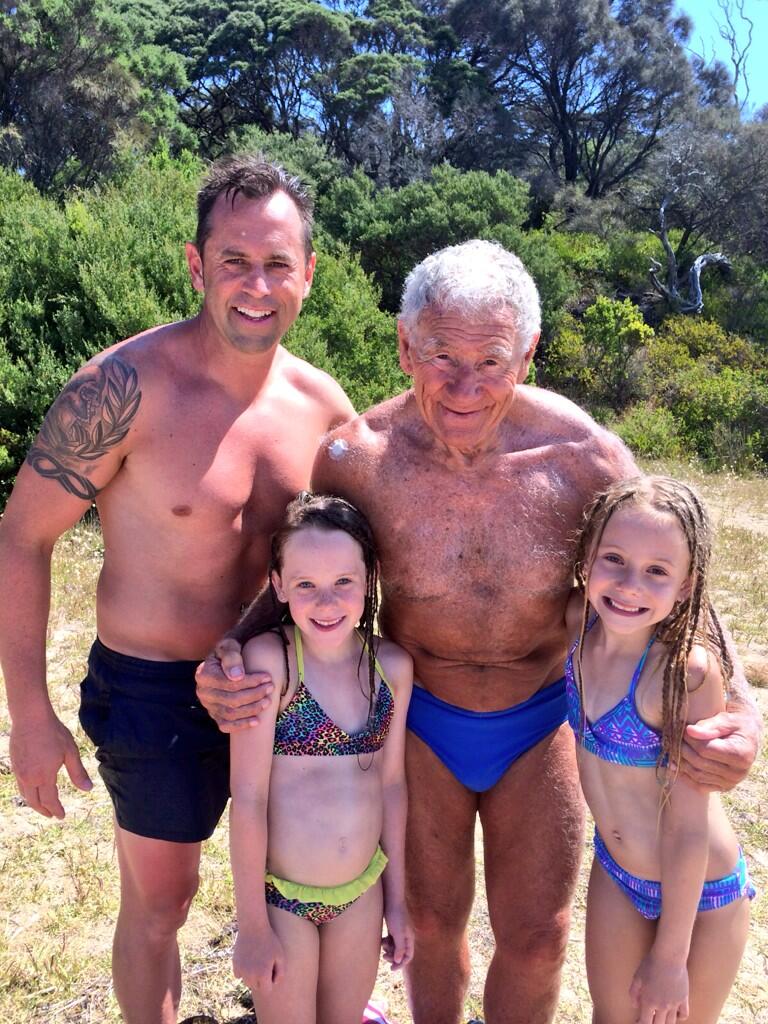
{"left": 26, "top": 357, "right": 142, "bottom": 501}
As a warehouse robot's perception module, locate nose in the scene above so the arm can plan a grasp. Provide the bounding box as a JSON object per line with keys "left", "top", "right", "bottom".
{"left": 314, "top": 585, "right": 337, "bottom": 608}
{"left": 446, "top": 364, "right": 480, "bottom": 400}
{"left": 244, "top": 265, "right": 270, "bottom": 296}
{"left": 616, "top": 566, "right": 641, "bottom": 594}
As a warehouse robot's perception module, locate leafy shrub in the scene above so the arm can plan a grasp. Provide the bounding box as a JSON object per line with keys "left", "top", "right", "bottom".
{"left": 671, "top": 366, "right": 768, "bottom": 470}
{"left": 605, "top": 232, "right": 667, "bottom": 294}
{"left": 613, "top": 403, "right": 684, "bottom": 459}
{"left": 285, "top": 248, "right": 405, "bottom": 411}
{"left": 323, "top": 164, "right": 533, "bottom": 311}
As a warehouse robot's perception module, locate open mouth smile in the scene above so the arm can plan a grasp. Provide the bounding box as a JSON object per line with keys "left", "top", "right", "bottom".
{"left": 235, "top": 306, "right": 275, "bottom": 322}
{"left": 603, "top": 596, "right": 648, "bottom": 615}
{"left": 309, "top": 617, "right": 344, "bottom": 631}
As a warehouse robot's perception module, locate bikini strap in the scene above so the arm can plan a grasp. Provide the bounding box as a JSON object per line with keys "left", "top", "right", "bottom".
{"left": 357, "top": 630, "right": 390, "bottom": 688}
{"left": 568, "top": 611, "right": 599, "bottom": 658}
{"left": 628, "top": 634, "right": 656, "bottom": 698}
{"left": 293, "top": 624, "right": 389, "bottom": 690}
{"left": 293, "top": 624, "right": 305, "bottom": 683}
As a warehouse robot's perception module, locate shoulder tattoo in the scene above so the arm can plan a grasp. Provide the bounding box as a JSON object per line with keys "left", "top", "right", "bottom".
{"left": 26, "top": 357, "right": 142, "bottom": 500}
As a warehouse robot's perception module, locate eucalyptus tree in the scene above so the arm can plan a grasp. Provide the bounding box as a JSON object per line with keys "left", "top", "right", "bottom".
{"left": 431, "top": 0, "right": 696, "bottom": 197}
{"left": 0, "top": 0, "right": 182, "bottom": 191}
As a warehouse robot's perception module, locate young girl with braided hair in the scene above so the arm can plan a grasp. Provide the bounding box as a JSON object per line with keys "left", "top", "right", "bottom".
{"left": 565, "top": 475, "right": 754, "bottom": 1024}
{"left": 229, "top": 493, "right": 413, "bottom": 1024}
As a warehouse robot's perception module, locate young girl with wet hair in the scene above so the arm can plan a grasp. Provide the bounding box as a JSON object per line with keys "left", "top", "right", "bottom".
{"left": 566, "top": 475, "right": 754, "bottom": 1024}
{"left": 229, "top": 493, "right": 414, "bottom": 1024}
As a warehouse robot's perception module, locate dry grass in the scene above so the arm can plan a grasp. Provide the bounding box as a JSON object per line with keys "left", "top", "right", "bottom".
{"left": 0, "top": 467, "right": 766, "bottom": 1024}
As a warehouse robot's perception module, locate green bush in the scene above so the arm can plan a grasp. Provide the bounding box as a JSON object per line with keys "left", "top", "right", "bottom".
{"left": 285, "top": 248, "right": 405, "bottom": 412}
{"left": 605, "top": 232, "right": 667, "bottom": 294}
{"left": 672, "top": 366, "right": 768, "bottom": 470}
{"left": 541, "top": 297, "right": 654, "bottom": 411}
{"left": 323, "top": 164, "right": 534, "bottom": 311}
{"left": 613, "top": 403, "right": 684, "bottom": 459}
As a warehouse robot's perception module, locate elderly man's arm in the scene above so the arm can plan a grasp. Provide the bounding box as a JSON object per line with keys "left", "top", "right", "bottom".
{"left": 680, "top": 628, "right": 762, "bottom": 791}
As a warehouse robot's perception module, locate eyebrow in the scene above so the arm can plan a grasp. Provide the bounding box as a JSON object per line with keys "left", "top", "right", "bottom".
{"left": 218, "top": 247, "right": 295, "bottom": 261}
{"left": 418, "top": 338, "right": 514, "bottom": 359}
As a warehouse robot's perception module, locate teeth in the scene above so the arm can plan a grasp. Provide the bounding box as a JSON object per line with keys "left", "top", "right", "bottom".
{"left": 313, "top": 617, "right": 342, "bottom": 626}
{"left": 236, "top": 307, "right": 271, "bottom": 320}
{"left": 607, "top": 597, "right": 641, "bottom": 613}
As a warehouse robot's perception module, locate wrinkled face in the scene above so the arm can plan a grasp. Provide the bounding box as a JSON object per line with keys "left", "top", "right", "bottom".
{"left": 272, "top": 527, "right": 367, "bottom": 647}
{"left": 587, "top": 505, "right": 692, "bottom": 635}
{"left": 398, "top": 307, "right": 537, "bottom": 453}
{"left": 186, "top": 190, "right": 315, "bottom": 355}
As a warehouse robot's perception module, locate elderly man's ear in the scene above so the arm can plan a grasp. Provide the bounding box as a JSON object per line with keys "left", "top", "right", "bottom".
{"left": 520, "top": 334, "right": 540, "bottom": 379}
{"left": 398, "top": 321, "right": 416, "bottom": 375}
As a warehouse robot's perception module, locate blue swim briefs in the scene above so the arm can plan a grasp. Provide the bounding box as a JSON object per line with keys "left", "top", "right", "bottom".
{"left": 406, "top": 677, "right": 568, "bottom": 792}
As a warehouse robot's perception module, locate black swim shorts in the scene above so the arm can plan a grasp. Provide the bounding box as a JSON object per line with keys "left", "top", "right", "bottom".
{"left": 79, "top": 638, "right": 230, "bottom": 843}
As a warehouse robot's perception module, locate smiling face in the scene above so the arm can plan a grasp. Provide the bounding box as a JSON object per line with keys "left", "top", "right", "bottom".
{"left": 271, "top": 527, "right": 367, "bottom": 648}
{"left": 586, "top": 503, "right": 693, "bottom": 636}
{"left": 398, "top": 307, "right": 537, "bottom": 454}
{"left": 185, "top": 189, "right": 315, "bottom": 355}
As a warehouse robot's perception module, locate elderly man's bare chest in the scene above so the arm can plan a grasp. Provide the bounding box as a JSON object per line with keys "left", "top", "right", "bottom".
{"left": 374, "top": 455, "right": 581, "bottom": 602}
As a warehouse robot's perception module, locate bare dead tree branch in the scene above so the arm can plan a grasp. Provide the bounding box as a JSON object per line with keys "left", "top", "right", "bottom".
{"left": 649, "top": 198, "right": 731, "bottom": 313}
{"left": 716, "top": 0, "right": 753, "bottom": 111}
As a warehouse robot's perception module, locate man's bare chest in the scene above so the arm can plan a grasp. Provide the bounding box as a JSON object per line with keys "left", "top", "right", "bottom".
{"left": 117, "top": 400, "right": 320, "bottom": 532}
{"left": 371, "top": 456, "right": 584, "bottom": 601}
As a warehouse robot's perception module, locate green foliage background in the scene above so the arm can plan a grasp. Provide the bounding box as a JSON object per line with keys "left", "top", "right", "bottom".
{"left": 1, "top": 0, "right": 767, "bottom": 501}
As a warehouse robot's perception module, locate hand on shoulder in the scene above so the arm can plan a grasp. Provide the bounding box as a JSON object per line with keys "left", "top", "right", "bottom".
{"left": 242, "top": 630, "right": 289, "bottom": 697}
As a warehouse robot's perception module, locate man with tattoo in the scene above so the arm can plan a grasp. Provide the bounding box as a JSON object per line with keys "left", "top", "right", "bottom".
{"left": 199, "top": 240, "right": 762, "bottom": 1024}
{"left": 0, "top": 155, "right": 355, "bottom": 1024}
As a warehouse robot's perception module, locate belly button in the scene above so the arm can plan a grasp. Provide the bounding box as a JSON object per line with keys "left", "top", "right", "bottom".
{"left": 612, "top": 830, "right": 622, "bottom": 842}
{"left": 171, "top": 505, "right": 193, "bottom": 517}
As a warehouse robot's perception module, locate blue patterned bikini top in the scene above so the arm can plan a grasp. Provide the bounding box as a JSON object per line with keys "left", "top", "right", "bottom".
{"left": 565, "top": 620, "right": 662, "bottom": 767}
{"left": 273, "top": 626, "right": 394, "bottom": 757}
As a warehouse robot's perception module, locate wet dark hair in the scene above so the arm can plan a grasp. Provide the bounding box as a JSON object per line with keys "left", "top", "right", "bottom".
{"left": 268, "top": 492, "right": 380, "bottom": 723}
{"left": 195, "top": 153, "right": 314, "bottom": 259}
{"left": 572, "top": 475, "right": 731, "bottom": 788}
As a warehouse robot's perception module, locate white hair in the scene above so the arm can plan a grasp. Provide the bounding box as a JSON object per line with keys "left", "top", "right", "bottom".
{"left": 399, "top": 239, "right": 541, "bottom": 350}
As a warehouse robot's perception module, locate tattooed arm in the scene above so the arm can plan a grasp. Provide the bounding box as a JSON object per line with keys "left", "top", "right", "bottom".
{"left": 0, "top": 355, "right": 142, "bottom": 818}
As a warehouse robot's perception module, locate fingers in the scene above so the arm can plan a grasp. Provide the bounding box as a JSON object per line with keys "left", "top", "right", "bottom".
{"left": 397, "top": 929, "right": 415, "bottom": 968}
{"left": 381, "top": 931, "right": 414, "bottom": 970}
{"left": 64, "top": 744, "right": 93, "bottom": 793}
{"left": 202, "top": 692, "right": 275, "bottom": 732}
{"left": 684, "top": 714, "right": 732, "bottom": 740}
{"left": 678, "top": 742, "right": 743, "bottom": 791}
{"left": 214, "top": 637, "right": 246, "bottom": 681}
{"left": 23, "top": 781, "right": 65, "bottom": 819}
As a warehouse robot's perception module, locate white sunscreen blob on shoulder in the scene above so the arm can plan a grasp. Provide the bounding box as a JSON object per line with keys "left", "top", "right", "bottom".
{"left": 328, "top": 438, "right": 349, "bottom": 460}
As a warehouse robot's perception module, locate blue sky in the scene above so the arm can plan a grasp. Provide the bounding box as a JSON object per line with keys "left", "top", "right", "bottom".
{"left": 676, "top": 0, "right": 768, "bottom": 114}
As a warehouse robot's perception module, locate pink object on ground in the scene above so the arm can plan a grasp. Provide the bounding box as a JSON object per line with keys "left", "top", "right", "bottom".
{"left": 362, "top": 1000, "right": 391, "bottom": 1023}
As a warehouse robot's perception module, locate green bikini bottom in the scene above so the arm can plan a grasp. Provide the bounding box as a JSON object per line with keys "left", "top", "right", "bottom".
{"left": 265, "top": 846, "right": 388, "bottom": 925}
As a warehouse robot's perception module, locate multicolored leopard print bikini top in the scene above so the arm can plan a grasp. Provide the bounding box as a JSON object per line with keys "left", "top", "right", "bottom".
{"left": 273, "top": 626, "right": 394, "bottom": 756}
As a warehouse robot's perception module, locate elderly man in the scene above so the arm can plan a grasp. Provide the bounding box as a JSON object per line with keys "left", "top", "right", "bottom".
{"left": 0, "top": 155, "right": 355, "bottom": 1024}
{"left": 201, "top": 239, "right": 760, "bottom": 1024}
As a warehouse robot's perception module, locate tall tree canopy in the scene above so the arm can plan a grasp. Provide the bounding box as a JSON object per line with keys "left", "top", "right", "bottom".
{"left": 435, "top": 0, "right": 696, "bottom": 196}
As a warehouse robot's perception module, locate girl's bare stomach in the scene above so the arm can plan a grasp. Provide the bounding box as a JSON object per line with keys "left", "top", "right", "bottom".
{"left": 266, "top": 756, "right": 385, "bottom": 887}
{"left": 580, "top": 755, "right": 741, "bottom": 881}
